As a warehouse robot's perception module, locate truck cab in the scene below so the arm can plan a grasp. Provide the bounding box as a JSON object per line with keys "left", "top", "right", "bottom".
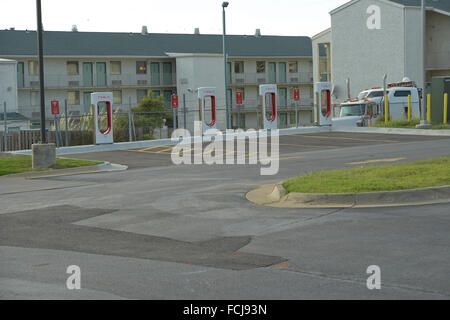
{"left": 333, "top": 99, "right": 380, "bottom": 127}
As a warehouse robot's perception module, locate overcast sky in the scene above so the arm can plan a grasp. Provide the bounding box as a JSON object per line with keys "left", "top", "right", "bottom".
{"left": 0, "top": 0, "right": 349, "bottom": 37}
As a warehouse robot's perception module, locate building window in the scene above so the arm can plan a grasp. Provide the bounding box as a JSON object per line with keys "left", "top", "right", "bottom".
{"left": 110, "top": 61, "right": 121, "bottom": 75}
{"left": 256, "top": 61, "right": 265, "bottom": 73}
{"left": 67, "top": 61, "right": 79, "bottom": 75}
{"left": 31, "top": 91, "right": 39, "bottom": 106}
{"left": 289, "top": 62, "right": 298, "bottom": 73}
{"left": 113, "top": 90, "right": 122, "bottom": 104}
{"left": 68, "top": 91, "right": 80, "bottom": 105}
{"left": 152, "top": 90, "right": 161, "bottom": 99}
{"left": 137, "top": 89, "right": 148, "bottom": 102}
{"left": 29, "top": 61, "right": 39, "bottom": 76}
{"left": 234, "top": 61, "right": 244, "bottom": 74}
{"left": 136, "top": 61, "right": 147, "bottom": 74}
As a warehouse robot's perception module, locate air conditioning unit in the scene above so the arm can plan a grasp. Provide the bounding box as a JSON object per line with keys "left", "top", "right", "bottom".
{"left": 112, "top": 80, "right": 122, "bottom": 86}
{"left": 137, "top": 80, "right": 147, "bottom": 86}
{"left": 68, "top": 81, "right": 79, "bottom": 87}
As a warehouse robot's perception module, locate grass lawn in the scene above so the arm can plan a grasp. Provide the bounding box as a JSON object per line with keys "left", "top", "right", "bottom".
{"left": 374, "top": 116, "right": 450, "bottom": 129}
{"left": 283, "top": 157, "right": 450, "bottom": 194}
{"left": 0, "top": 156, "right": 103, "bottom": 177}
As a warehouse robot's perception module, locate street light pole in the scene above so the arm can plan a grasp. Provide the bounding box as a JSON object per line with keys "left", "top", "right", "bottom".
{"left": 36, "top": 0, "right": 47, "bottom": 143}
{"left": 222, "top": 2, "right": 230, "bottom": 129}
{"left": 417, "top": 0, "right": 431, "bottom": 128}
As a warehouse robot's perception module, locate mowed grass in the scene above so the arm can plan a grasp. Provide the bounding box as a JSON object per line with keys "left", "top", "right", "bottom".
{"left": 0, "top": 156, "right": 103, "bottom": 176}
{"left": 283, "top": 157, "right": 450, "bottom": 194}
{"left": 374, "top": 116, "right": 450, "bottom": 129}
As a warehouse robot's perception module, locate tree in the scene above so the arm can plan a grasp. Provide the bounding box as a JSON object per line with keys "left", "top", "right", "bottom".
{"left": 132, "top": 90, "right": 172, "bottom": 136}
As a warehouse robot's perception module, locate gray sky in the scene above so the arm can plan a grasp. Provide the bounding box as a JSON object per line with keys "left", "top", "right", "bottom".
{"left": 0, "top": 0, "right": 349, "bottom": 37}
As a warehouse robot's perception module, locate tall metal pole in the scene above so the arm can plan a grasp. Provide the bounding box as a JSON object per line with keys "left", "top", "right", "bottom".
{"left": 417, "top": 0, "right": 431, "bottom": 127}
{"left": 36, "top": 0, "right": 47, "bottom": 143}
{"left": 3, "top": 102, "right": 7, "bottom": 152}
{"left": 222, "top": 2, "right": 230, "bottom": 129}
{"left": 421, "top": 0, "right": 428, "bottom": 124}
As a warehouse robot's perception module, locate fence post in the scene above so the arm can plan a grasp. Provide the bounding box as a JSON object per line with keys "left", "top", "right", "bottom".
{"left": 3, "top": 102, "right": 7, "bottom": 152}
{"left": 183, "top": 93, "right": 187, "bottom": 129}
{"left": 295, "top": 102, "right": 299, "bottom": 128}
{"left": 384, "top": 94, "right": 389, "bottom": 124}
{"left": 408, "top": 95, "right": 411, "bottom": 122}
{"left": 64, "top": 100, "right": 69, "bottom": 147}
{"left": 128, "top": 97, "right": 132, "bottom": 142}
{"left": 444, "top": 93, "right": 448, "bottom": 125}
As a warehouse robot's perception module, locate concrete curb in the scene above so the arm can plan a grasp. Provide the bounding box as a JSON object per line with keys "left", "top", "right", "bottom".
{"left": 0, "top": 162, "right": 128, "bottom": 180}
{"left": 247, "top": 183, "right": 450, "bottom": 208}
{"left": 10, "top": 126, "right": 331, "bottom": 156}
{"left": 333, "top": 127, "right": 450, "bottom": 136}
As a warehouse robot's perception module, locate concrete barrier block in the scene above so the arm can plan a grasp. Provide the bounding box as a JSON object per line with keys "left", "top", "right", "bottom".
{"left": 32, "top": 143, "right": 56, "bottom": 169}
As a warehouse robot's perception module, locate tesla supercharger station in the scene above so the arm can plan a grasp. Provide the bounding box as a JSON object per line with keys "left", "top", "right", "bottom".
{"left": 91, "top": 92, "right": 114, "bottom": 144}
{"left": 314, "top": 82, "right": 332, "bottom": 126}
{"left": 198, "top": 87, "right": 217, "bottom": 135}
{"left": 259, "top": 84, "right": 278, "bottom": 130}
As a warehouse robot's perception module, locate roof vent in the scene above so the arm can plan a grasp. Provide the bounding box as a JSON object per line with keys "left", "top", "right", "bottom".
{"left": 72, "top": 25, "right": 78, "bottom": 32}
{"left": 9, "top": 27, "right": 15, "bottom": 31}
{"left": 194, "top": 28, "right": 200, "bottom": 35}
{"left": 255, "top": 29, "right": 261, "bottom": 37}
{"left": 142, "top": 26, "right": 148, "bottom": 35}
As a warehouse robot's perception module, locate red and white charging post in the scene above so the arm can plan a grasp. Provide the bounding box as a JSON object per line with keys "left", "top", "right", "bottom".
{"left": 171, "top": 94, "right": 179, "bottom": 130}
{"left": 293, "top": 88, "right": 300, "bottom": 128}
{"left": 236, "top": 91, "right": 243, "bottom": 128}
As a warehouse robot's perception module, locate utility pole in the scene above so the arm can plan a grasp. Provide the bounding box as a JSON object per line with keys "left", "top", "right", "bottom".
{"left": 36, "top": 0, "right": 47, "bottom": 142}
{"left": 417, "top": 0, "right": 432, "bottom": 128}
{"left": 222, "top": 2, "right": 230, "bottom": 129}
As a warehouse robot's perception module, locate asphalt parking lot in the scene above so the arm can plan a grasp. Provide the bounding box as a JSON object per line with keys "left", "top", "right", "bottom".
{"left": 1, "top": 131, "right": 450, "bottom": 299}
{"left": 67, "top": 131, "right": 449, "bottom": 169}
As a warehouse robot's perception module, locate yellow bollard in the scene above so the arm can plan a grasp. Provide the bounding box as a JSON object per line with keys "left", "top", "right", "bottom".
{"left": 444, "top": 93, "right": 448, "bottom": 125}
{"left": 427, "top": 93, "right": 431, "bottom": 123}
{"left": 385, "top": 94, "right": 389, "bottom": 124}
{"left": 407, "top": 95, "right": 411, "bottom": 122}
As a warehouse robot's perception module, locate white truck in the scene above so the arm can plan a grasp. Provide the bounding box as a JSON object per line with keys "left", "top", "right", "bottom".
{"left": 333, "top": 80, "right": 421, "bottom": 127}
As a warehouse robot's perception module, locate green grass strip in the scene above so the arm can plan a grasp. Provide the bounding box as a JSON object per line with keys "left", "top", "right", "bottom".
{"left": 283, "top": 157, "right": 450, "bottom": 194}
{"left": 0, "top": 156, "right": 103, "bottom": 176}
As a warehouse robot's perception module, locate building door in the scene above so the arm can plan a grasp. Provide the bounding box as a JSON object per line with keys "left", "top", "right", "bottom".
{"left": 17, "top": 62, "right": 24, "bottom": 88}
{"left": 150, "top": 62, "right": 160, "bottom": 85}
{"left": 268, "top": 62, "right": 276, "bottom": 83}
{"left": 278, "top": 88, "right": 287, "bottom": 108}
{"left": 96, "top": 62, "right": 107, "bottom": 87}
{"left": 163, "top": 90, "right": 173, "bottom": 108}
{"left": 226, "top": 62, "right": 232, "bottom": 84}
{"left": 83, "top": 62, "right": 93, "bottom": 87}
{"left": 279, "top": 113, "right": 287, "bottom": 128}
{"left": 163, "top": 62, "right": 172, "bottom": 85}
{"left": 83, "top": 92, "right": 93, "bottom": 114}
{"left": 278, "top": 62, "right": 286, "bottom": 83}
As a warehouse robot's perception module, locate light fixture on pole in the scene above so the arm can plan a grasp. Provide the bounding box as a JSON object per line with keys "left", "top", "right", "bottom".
{"left": 222, "top": 2, "right": 230, "bottom": 129}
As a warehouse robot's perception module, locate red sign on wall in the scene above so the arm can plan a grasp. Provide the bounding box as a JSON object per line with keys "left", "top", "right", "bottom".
{"left": 293, "top": 88, "right": 300, "bottom": 102}
{"left": 171, "top": 95, "right": 179, "bottom": 109}
{"left": 51, "top": 100, "right": 60, "bottom": 115}
{"left": 236, "top": 91, "right": 243, "bottom": 105}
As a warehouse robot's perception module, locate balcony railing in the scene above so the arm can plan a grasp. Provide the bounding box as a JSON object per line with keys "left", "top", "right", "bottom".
{"left": 230, "top": 72, "right": 313, "bottom": 85}
{"left": 19, "top": 73, "right": 177, "bottom": 89}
